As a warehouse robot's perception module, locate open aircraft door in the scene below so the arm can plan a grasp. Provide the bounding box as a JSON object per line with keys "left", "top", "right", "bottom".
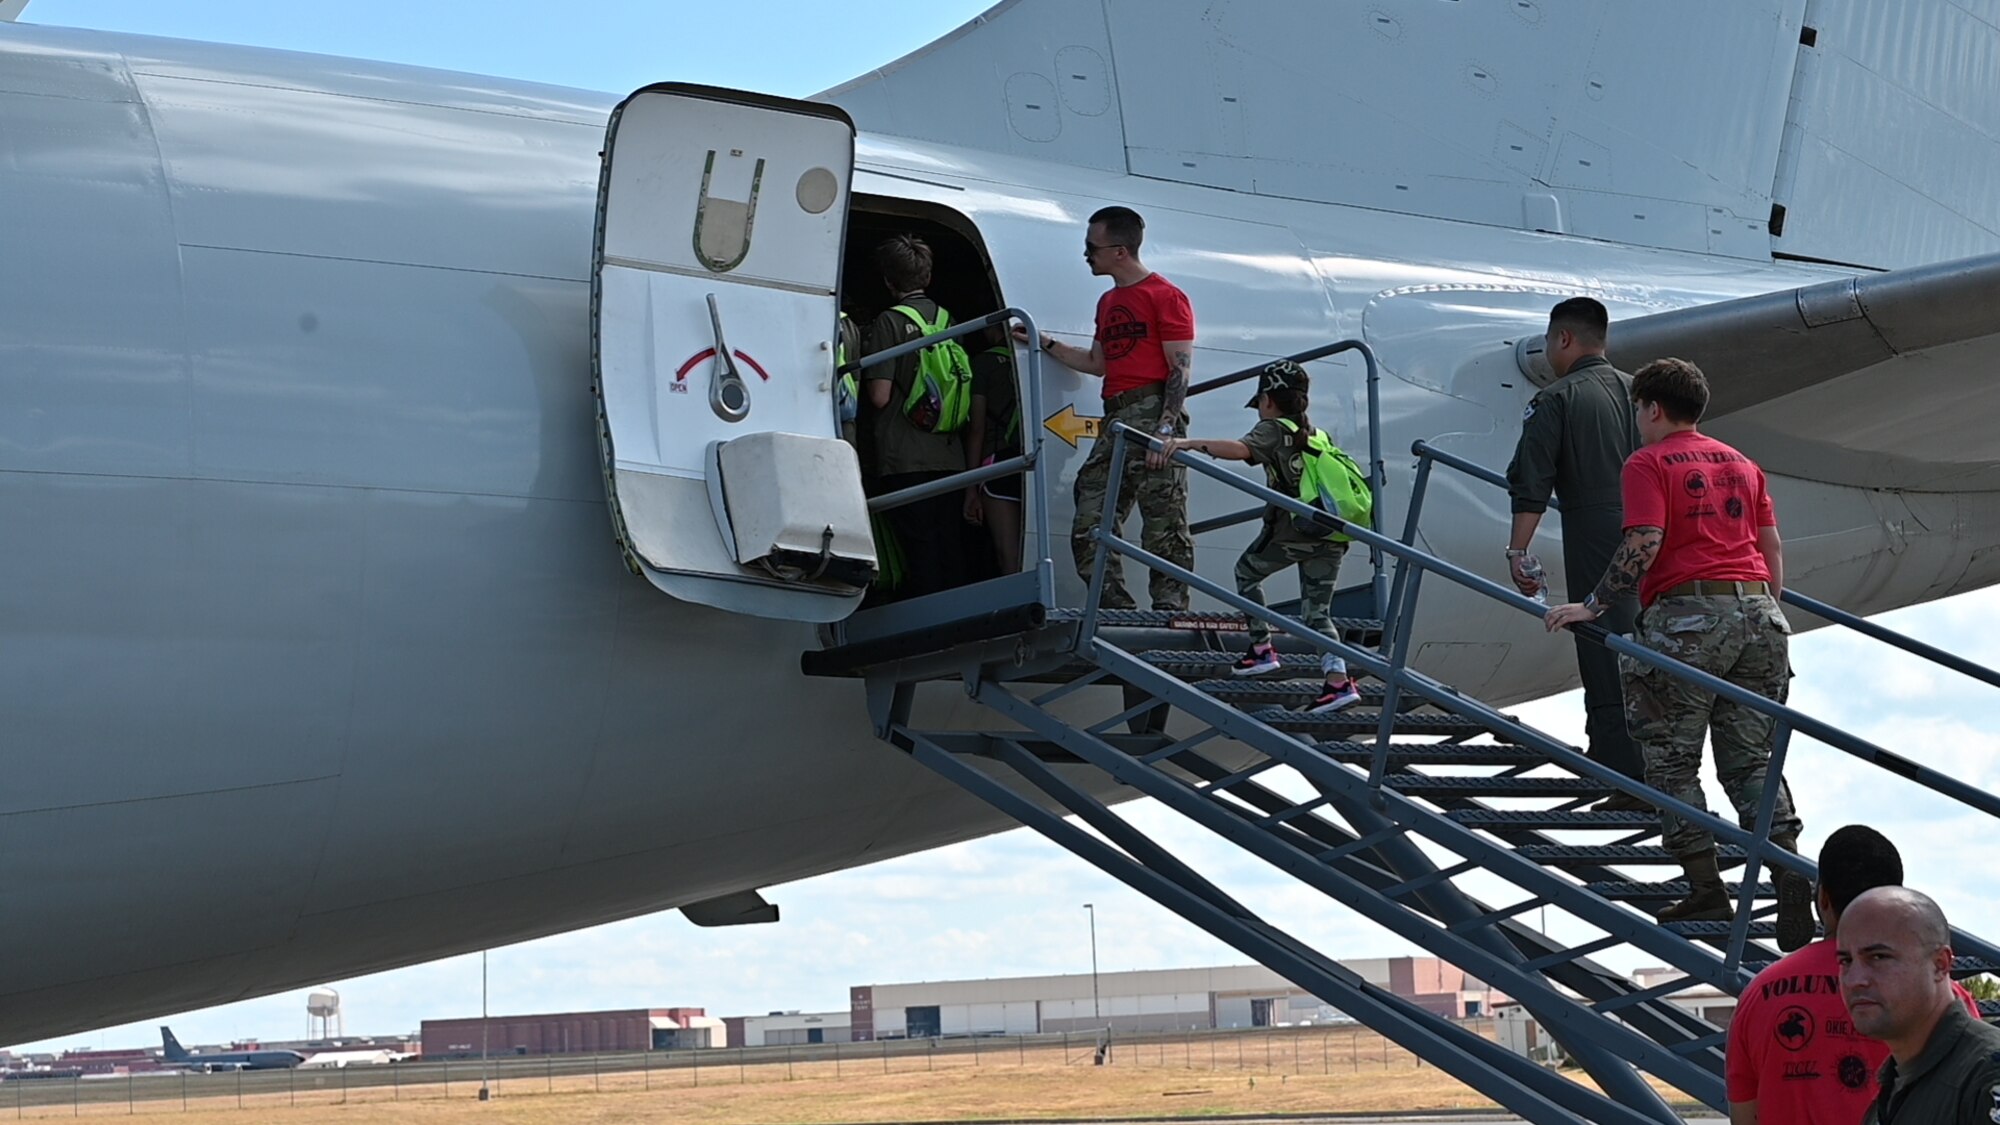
{"left": 593, "top": 84, "right": 873, "bottom": 622}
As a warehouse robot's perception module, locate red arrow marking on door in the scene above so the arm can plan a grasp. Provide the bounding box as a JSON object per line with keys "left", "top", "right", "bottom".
{"left": 675, "top": 349, "right": 771, "bottom": 381}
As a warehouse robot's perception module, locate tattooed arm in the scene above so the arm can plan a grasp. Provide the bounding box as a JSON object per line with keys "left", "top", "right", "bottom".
{"left": 1591, "top": 526, "right": 1663, "bottom": 604}
{"left": 1145, "top": 340, "right": 1195, "bottom": 470}
{"left": 1544, "top": 525, "right": 1661, "bottom": 631}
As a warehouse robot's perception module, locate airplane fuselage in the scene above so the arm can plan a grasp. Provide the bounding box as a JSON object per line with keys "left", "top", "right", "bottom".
{"left": 4, "top": 22, "right": 1995, "bottom": 1046}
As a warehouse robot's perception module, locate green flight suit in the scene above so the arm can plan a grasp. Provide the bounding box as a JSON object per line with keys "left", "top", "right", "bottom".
{"left": 1505, "top": 353, "right": 1644, "bottom": 782}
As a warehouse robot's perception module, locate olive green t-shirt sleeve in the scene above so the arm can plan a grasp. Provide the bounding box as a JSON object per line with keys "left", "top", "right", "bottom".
{"left": 1240, "top": 418, "right": 1289, "bottom": 467}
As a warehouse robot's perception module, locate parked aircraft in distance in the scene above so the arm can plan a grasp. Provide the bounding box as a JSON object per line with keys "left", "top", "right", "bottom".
{"left": 157, "top": 1028, "right": 304, "bottom": 1073}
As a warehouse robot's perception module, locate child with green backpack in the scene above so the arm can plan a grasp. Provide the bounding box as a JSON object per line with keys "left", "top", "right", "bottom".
{"left": 859, "top": 234, "right": 973, "bottom": 598}
{"left": 1162, "top": 360, "right": 1373, "bottom": 713}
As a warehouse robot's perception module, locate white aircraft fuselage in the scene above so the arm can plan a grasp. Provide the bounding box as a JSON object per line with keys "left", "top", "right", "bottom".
{"left": 4, "top": 17, "right": 1997, "bottom": 1046}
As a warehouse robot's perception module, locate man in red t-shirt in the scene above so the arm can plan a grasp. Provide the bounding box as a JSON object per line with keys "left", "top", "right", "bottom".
{"left": 1726, "top": 825, "right": 1979, "bottom": 1125}
{"left": 1018, "top": 205, "right": 1195, "bottom": 610}
{"left": 1545, "top": 358, "right": 1807, "bottom": 940}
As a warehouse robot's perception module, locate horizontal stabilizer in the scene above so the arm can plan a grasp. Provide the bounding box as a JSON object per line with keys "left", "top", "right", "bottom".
{"left": 1577, "top": 251, "right": 2000, "bottom": 491}
{"left": 0, "top": 1, "right": 29, "bottom": 22}
{"left": 1605, "top": 250, "right": 2000, "bottom": 419}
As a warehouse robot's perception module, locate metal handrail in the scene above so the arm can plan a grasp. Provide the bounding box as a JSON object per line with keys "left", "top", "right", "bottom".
{"left": 1401, "top": 436, "right": 2000, "bottom": 963}
{"left": 1408, "top": 439, "right": 2000, "bottom": 696}
{"left": 850, "top": 307, "right": 1053, "bottom": 582}
{"left": 1187, "top": 339, "right": 1388, "bottom": 618}
{"left": 1086, "top": 422, "right": 2000, "bottom": 970}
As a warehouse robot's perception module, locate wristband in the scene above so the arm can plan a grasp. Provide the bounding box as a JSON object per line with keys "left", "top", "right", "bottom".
{"left": 1504, "top": 548, "right": 1528, "bottom": 558}
{"left": 1041, "top": 336, "right": 1056, "bottom": 353}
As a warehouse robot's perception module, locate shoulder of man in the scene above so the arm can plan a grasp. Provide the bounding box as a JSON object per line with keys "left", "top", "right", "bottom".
{"left": 1520, "top": 382, "right": 1567, "bottom": 425}
{"left": 1958, "top": 1036, "right": 2000, "bottom": 1122}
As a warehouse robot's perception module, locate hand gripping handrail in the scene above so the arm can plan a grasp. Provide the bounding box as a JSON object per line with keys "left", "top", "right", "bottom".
{"left": 1188, "top": 339, "right": 1388, "bottom": 618}
{"left": 1087, "top": 423, "right": 2000, "bottom": 973}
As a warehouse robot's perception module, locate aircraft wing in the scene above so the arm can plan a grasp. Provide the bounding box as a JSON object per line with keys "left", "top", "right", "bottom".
{"left": 1602, "top": 250, "right": 2000, "bottom": 492}
{"left": 0, "top": 1, "right": 28, "bottom": 22}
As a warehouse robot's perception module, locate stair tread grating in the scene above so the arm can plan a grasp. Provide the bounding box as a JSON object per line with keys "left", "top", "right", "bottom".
{"left": 1587, "top": 880, "right": 1776, "bottom": 899}
{"left": 1522, "top": 844, "right": 1747, "bottom": 864}
{"left": 1194, "top": 679, "right": 1391, "bottom": 702}
{"left": 1388, "top": 774, "right": 1609, "bottom": 796}
{"left": 1258, "top": 709, "right": 1492, "bottom": 735}
{"left": 1317, "top": 743, "right": 1549, "bottom": 767}
{"left": 1663, "top": 920, "right": 1816, "bottom": 940}
{"left": 1451, "top": 809, "right": 1657, "bottom": 829}
{"left": 1053, "top": 608, "right": 1381, "bottom": 632}
{"left": 1141, "top": 650, "right": 1376, "bottom": 672}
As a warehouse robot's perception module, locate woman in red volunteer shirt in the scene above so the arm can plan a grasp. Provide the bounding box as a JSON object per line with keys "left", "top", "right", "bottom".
{"left": 1546, "top": 357, "right": 1810, "bottom": 947}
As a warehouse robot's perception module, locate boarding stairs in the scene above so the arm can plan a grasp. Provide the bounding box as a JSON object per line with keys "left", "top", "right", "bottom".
{"left": 807, "top": 330, "right": 2000, "bottom": 1124}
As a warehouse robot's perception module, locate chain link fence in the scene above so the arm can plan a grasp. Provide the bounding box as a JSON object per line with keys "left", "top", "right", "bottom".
{"left": 2, "top": 1019, "right": 1499, "bottom": 1118}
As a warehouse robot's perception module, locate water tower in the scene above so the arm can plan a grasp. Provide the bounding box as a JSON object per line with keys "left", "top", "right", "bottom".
{"left": 306, "top": 987, "right": 342, "bottom": 1041}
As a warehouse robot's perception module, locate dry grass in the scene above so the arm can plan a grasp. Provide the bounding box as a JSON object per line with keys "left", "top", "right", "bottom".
{"left": 9, "top": 1026, "right": 1692, "bottom": 1123}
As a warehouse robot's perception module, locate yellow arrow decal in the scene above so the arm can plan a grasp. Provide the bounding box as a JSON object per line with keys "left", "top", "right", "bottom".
{"left": 1042, "top": 404, "right": 1102, "bottom": 448}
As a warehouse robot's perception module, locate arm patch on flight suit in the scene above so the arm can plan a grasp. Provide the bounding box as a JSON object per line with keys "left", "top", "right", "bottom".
{"left": 1522, "top": 402, "right": 1536, "bottom": 421}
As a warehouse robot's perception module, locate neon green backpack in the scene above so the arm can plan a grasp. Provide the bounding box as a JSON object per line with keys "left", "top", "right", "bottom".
{"left": 1278, "top": 419, "right": 1373, "bottom": 542}
{"left": 890, "top": 304, "right": 974, "bottom": 434}
{"left": 835, "top": 313, "right": 860, "bottom": 427}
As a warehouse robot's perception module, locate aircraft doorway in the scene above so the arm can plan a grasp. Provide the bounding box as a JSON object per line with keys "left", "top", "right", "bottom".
{"left": 842, "top": 196, "right": 1025, "bottom": 599}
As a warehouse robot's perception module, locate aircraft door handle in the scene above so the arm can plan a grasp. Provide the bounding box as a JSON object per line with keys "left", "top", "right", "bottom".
{"left": 706, "top": 293, "right": 751, "bottom": 423}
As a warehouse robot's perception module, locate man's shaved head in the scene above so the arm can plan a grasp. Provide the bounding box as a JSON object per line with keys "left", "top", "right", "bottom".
{"left": 1839, "top": 886, "right": 1955, "bottom": 1049}
{"left": 1854, "top": 886, "right": 1951, "bottom": 948}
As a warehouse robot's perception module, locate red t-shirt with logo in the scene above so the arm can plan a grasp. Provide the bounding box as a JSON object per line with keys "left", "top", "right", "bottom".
{"left": 1726, "top": 939, "right": 1978, "bottom": 1117}
{"left": 1621, "top": 430, "right": 1776, "bottom": 606}
{"left": 1095, "top": 273, "right": 1194, "bottom": 398}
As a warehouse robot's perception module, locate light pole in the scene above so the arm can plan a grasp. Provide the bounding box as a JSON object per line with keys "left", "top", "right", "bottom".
{"left": 479, "top": 950, "right": 491, "bottom": 1102}
{"left": 1083, "top": 904, "right": 1100, "bottom": 1022}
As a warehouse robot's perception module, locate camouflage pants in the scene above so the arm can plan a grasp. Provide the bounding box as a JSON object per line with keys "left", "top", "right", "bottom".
{"left": 1619, "top": 594, "right": 1802, "bottom": 859}
{"left": 1072, "top": 391, "right": 1192, "bottom": 610}
{"left": 1237, "top": 529, "right": 1349, "bottom": 676}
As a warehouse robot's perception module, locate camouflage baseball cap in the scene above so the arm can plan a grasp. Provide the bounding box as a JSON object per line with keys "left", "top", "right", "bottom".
{"left": 1246, "top": 359, "right": 1310, "bottom": 408}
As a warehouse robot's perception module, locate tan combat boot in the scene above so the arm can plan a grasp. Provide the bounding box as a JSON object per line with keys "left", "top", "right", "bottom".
{"left": 1771, "top": 832, "right": 1816, "bottom": 951}
{"left": 1657, "top": 849, "right": 1732, "bottom": 923}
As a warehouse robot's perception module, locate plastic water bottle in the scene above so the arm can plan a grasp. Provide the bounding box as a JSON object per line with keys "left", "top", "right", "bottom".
{"left": 1519, "top": 554, "right": 1549, "bottom": 606}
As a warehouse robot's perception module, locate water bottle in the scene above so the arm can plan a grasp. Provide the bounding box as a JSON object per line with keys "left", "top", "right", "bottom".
{"left": 1519, "top": 554, "right": 1549, "bottom": 606}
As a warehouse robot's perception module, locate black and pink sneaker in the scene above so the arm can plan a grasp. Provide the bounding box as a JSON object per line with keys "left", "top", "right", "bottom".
{"left": 1304, "top": 679, "right": 1362, "bottom": 714}
{"left": 1231, "top": 643, "right": 1283, "bottom": 677}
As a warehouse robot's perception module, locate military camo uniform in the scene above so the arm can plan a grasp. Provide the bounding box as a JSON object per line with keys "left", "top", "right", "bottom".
{"left": 1235, "top": 416, "right": 1347, "bottom": 645}
{"left": 1620, "top": 592, "right": 1801, "bottom": 858}
{"left": 1071, "top": 390, "right": 1191, "bottom": 610}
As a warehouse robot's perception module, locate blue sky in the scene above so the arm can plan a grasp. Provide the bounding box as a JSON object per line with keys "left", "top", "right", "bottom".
{"left": 10, "top": 0, "right": 1999, "bottom": 1060}
{"left": 25, "top": 0, "right": 988, "bottom": 97}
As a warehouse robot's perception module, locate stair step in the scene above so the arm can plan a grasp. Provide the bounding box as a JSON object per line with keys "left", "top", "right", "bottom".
{"left": 1521, "top": 844, "right": 1748, "bottom": 866}
{"left": 1193, "top": 679, "right": 1390, "bottom": 705}
{"left": 1056, "top": 608, "right": 1381, "bottom": 634}
{"left": 1258, "top": 709, "right": 1492, "bottom": 736}
{"left": 1587, "top": 880, "right": 1776, "bottom": 901}
{"left": 1317, "top": 743, "right": 1549, "bottom": 768}
{"left": 1140, "top": 650, "right": 1370, "bottom": 674}
{"left": 1450, "top": 809, "right": 1656, "bottom": 830}
{"left": 1388, "top": 774, "right": 1609, "bottom": 798}
{"left": 1663, "top": 920, "right": 1818, "bottom": 941}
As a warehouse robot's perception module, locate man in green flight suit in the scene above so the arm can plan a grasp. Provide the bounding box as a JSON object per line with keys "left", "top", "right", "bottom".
{"left": 1505, "top": 297, "right": 1646, "bottom": 810}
